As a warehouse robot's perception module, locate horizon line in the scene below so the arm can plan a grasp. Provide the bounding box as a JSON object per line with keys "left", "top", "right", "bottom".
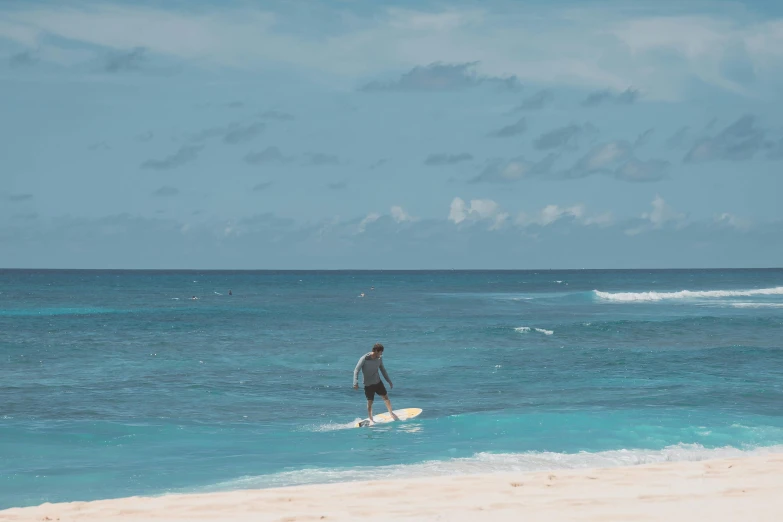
{"left": 1, "top": 267, "right": 781, "bottom": 272}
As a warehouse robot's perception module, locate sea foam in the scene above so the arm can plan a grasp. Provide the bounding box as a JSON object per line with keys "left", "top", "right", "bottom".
{"left": 196, "top": 442, "right": 783, "bottom": 492}
{"left": 731, "top": 302, "right": 783, "bottom": 309}
{"left": 594, "top": 286, "right": 783, "bottom": 302}
{"left": 515, "top": 327, "right": 554, "bottom": 335}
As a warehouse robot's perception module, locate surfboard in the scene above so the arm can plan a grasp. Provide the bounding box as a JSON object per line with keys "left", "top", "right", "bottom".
{"left": 354, "top": 407, "right": 422, "bottom": 428}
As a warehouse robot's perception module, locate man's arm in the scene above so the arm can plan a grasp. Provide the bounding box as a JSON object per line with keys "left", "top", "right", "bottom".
{"left": 380, "top": 359, "right": 392, "bottom": 388}
{"left": 353, "top": 355, "right": 365, "bottom": 387}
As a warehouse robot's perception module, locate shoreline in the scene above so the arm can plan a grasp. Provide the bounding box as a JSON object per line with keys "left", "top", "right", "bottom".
{"left": 3, "top": 453, "right": 783, "bottom": 521}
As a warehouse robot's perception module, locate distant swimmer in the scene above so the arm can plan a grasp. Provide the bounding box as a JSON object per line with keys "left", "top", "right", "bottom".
{"left": 191, "top": 296, "right": 199, "bottom": 300}
{"left": 228, "top": 290, "right": 232, "bottom": 296}
{"left": 353, "top": 343, "right": 397, "bottom": 425}
{"left": 359, "top": 292, "right": 365, "bottom": 298}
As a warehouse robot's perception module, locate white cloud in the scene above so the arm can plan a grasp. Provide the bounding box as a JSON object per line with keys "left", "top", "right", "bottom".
{"left": 580, "top": 141, "right": 632, "bottom": 171}
{"left": 3, "top": 4, "right": 782, "bottom": 98}
{"left": 448, "top": 197, "right": 508, "bottom": 229}
{"left": 644, "top": 195, "right": 685, "bottom": 228}
{"left": 449, "top": 197, "right": 468, "bottom": 224}
{"left": 355, "top": 206, "right": 416, "bottom": 233}
{"left": 450, "top": 199, "right": 611, "bottom": 231}
{"left": 626, "top": 195, "right": 686, "bottom": 235}
{"left": 582, "top": 212, "right": 614, "bottom": 226}
{"left": 539, "top": 204, "right": 584, "bottom": 225}
{"left": 357, "top": 212, "right": 380, "bottom": 234}
{"left": 470, "top": 154, "right": 555, "bottom": 183}
{"left": 390, "top": 205, "right": 416, "bottom": 223}
{"left": 515, "top": 204, "right": 611, "bottom": 227}
{"left": 715, "top": 212, "right": 751, "bottom": 230}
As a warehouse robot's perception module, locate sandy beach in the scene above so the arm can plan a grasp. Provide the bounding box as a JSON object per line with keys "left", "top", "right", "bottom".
{"left": 2, "top": 453, "right": 782, "bottom": 522}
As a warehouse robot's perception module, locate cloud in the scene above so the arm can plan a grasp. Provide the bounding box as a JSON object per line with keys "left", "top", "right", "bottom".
{"left": 448, "top": 197, "right": 509, "bottom": 230}
{"left": 559, "top": 140, "right": 669, "bottom": 182}
{"left": 515, "top": 204, "right": 613, "bottom": 228}
{"left": 626, "top": 195, "right": 686, "bottom": 235}
{"left": 533, "top": 123, "right": 596, "bottom": 151}
{"left": 141, "top": 145, "right": 203, "bottom": 170}
{"left": 153, "top": 186, "right": 179, "bottom": 197}
{"left": 564, "top": 141, "right": 633, "bottom": 177}
{"left": 513, "top": 89, "right": 554, "bottom": 111}
{"left": 9, "top": 50, "right": 37, "bottom": 67}
{"left": 390, "top": 205, "right": 416, "bottom": 223}
{"left": 470, "top": 154, "right": 556, "bottom": 183}
{"left": 223, "top": 122, "right": 265, "bottom": 144}
{"left": 766, "top": 138, "right": 783, "bottom": 160}
{"left": 582, "top": 87, "right": 639, "bottom": 107}
{"left": 720, "top": 43, "right": 756, "bottom": 86}
{"left": 252, "top": 182, "right": 273, "bottom": 191}
{"left": 7, "top": 194, "right": 33, "bottom": 202}
{"left": 634, "top": 128, "right": 654, "bottom": 148}
{"left": 424, "top": 153, "right": 473, "bottom": 166}
{"left": 487, "top": 118, "right": 526, "bottom": 138}
{"left": 8, "top": 4, "right": 783, "bottom": 103}
{"left": 360, "top": 62, "right": 521, "bottom": 92}
{"left": 259, "top": 110, "right": 294, "bottom": 121}
{"left": 683, "top": 115, "right": 765, "bottom": 162}
{"left": 12, "top": 213, "right": 38, "bottom": 221}
{"left": 3, "top": 205, "right": 781, "bottom": 270}
{"left": 135, "top": 131, "right": 154, "bottom": 142}
{"left": 665, "top": 126, "right": 690, "bottom": 149}
{"left": 369, "top": 159, "right": 388, "bottom": 169}
{"left": 517, "top": 204, "right": 580, "bottom": 226}
{"left": 643, "top": 195, "right": 686, "bottom": 227}
{"left": 304, "top": 152, "right": 340, "bottom": 166}
{"left": 714, "top": 212, "right": 751, "bottom": 231}
{"left": 191, "top": 121, "right": 265, "bottom": 145}
{"left": 582, "top": 212, "right": 615, "bottom": 227}
{"left": 614, "top": 158, "right": 670, "bottom": 182}
{"left": 88, "top": 142, "right": 110, "bottom": 151}
{"left": 327, "top": 181, "right": 347, "bottom": 190}
{"left": 244, "top": 146, "right": 287, "bottom": 165}
{"left": 195, "top": 101, "right": 245, "bottom": 110}
{"left": 104, "top": 46, "right": 146, "bottom": 72}
{"left": 357, "top": 212, "right": 380, "bottom": 233}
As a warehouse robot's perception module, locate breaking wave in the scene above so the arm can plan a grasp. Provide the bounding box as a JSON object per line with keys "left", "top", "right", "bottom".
{"left": 594, "top": 286, "right": 783, "bottom": 302}
{"left": 196, "top": 443, "right": 783, "bottom": 492}
{"left": 515, "top": 327, "right": 554, "bottom": 335}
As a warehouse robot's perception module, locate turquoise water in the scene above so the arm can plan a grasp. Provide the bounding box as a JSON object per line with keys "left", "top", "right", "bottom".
{"left": 2, "top": 269, "right": 783, "bottom": 509}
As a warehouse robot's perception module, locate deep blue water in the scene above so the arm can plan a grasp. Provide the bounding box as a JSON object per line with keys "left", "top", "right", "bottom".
{"left": 2, "top": 269, "right": 783, "bottom": 509}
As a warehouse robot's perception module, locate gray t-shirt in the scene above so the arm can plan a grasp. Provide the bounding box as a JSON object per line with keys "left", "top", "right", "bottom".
{"left": 353, "top": 352, "right": 391, "bottom": 387}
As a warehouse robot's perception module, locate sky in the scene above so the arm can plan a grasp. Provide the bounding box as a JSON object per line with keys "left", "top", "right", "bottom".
{"left": 1, "top": 0, "right": 783, "bottom": 269}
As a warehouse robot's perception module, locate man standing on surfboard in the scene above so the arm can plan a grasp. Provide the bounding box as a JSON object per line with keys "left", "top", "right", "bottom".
{"left": 353, "top": 343, "right": 398, "bottom": 425}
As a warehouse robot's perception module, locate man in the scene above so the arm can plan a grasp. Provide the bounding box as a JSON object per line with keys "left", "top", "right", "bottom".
{"left": 353, "top": 343, "right": 398, "bottom": 425}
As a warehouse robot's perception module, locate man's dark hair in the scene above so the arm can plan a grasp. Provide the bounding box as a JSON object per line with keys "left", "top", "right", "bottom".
{"left": 372, "top": 343, "right": 384, "bottom": 353}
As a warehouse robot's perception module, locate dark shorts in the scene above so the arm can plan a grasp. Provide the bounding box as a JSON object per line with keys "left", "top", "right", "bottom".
{"left": 364, "top": 381, "right": 388, "bottom": 400}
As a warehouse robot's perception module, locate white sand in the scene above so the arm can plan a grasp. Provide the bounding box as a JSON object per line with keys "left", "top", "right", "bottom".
{"left": 2, "top": 453, "right": 782, "bottom": 521}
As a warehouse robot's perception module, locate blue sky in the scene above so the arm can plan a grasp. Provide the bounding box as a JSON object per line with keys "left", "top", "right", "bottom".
{"left": 1, "top": 0, "right": 782, "bottom": 268}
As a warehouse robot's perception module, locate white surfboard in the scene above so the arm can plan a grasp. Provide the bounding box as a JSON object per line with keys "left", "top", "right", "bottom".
{"left": 355, "top": 407, "right": 422, "bottom": 428}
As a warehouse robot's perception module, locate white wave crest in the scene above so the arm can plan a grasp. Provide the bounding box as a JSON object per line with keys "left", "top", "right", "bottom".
{"left": 515, "top": 327, "right": 554, "bottom": 335}
{"left": 731, "top": 302, "right": 783, "bottom": 309}
{"left": 195, "top": 443, "right": 783, "bottom": 493}
{"left": 302, "top": 420, "right": 363, "bottom": 432}
{"left": 594, "top": 286, "right": 783, "bottom": 302}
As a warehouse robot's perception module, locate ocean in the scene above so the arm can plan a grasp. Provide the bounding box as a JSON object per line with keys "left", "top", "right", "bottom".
{"left": 2, "top": 269, "right": 783, "bottom": 509}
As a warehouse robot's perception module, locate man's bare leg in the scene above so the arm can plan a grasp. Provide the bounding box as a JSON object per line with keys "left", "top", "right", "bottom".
{"left": 367, "top": 400, "right": 374, "bottom": 423}
{"left": 382, "top": 395, "right": 399, "bottom": 420}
